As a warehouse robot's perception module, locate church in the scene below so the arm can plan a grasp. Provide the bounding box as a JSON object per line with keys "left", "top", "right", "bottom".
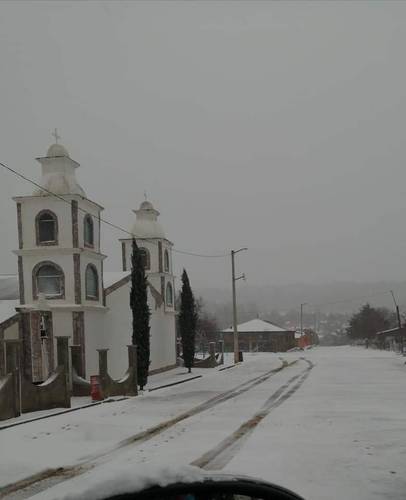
{"left": 0, "top": 138, "right": 177, "bottom": 382}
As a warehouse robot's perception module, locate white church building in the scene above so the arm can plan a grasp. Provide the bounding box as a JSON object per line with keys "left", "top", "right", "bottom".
{"left": 0, "top": 140, "right": 177, "bottom": 382}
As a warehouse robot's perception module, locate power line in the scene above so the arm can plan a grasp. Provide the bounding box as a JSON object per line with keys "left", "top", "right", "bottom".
{"left": 0, "top": 161, "right": 228, "bottom": 259}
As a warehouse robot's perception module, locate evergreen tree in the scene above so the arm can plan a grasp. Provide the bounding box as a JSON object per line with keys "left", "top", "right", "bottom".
{"left": 130, "top": 239, "right": 150, "bottom": 390}
{"left": 179, "top": 269, "right": 198, "bottom": 373}
{"left": 346, "top": 303, "right": 395, "bottom": 340}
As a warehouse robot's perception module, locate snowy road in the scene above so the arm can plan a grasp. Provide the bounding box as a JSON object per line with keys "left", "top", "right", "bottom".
{"left": 1, "top": 347, "right": 406, "bottom": 500}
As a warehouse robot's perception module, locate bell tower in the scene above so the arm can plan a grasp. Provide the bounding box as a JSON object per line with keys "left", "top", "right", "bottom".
{"left": 120, "top": 199, "right": 175, "bottom": 312}
{"left": 13, "top": 135, "right": 106, "bottom": 381}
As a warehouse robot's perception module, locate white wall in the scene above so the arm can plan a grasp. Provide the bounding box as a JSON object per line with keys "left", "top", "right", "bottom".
{"left": 19, "top": 196, "right": 73, "bottom": 249}
{"left": 84, "top": 309, "right": 107, "bottom": 378}
{"left": 52, "top": 310, "right": 73, "bottom": 339}
{"left": 149, "top": 307, "right": 176, "bottom": 371}
{"left": 103, "top": 283, "right": 132, "bottom": 379}
{"left": 104, "top": 281, "right": 176, "bottom": 380}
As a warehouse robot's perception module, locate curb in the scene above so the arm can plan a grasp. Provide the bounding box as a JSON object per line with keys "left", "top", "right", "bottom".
{"left": 0, "top": 397, "right": 128, "bottom": 431}
{"left": 218, "top": 364, "right": 236, "bottom": 371}
{"left": 148, "top": 375, "right": 202, "bottom": 392}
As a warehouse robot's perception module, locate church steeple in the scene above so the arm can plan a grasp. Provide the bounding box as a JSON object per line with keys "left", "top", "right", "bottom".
{"left": 120, "top": 198, "right": 175, "bottom": 311}
{"left": 131, "top": 199, "right": 165, "bottom": 239}
{"left": 34, "top": 134, "right": 85, "bottom": 197}
{"left": 13, "top": 135, "right": 105, "bottom": 381}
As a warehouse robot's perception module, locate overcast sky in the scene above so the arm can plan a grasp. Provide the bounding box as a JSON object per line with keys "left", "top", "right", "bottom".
{"left": 1, "top": 1, "right": 406, "bottom": 290}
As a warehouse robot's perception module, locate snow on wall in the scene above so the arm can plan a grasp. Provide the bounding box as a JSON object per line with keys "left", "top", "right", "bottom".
{"left": 104, "top": 280, "right": 176, "bottom": 380}
{"left": 18, "top": 197, "right": 72, "bottom": 249}
{"left": 149, "top": 305, "right": 176, "bottom": 372}
{"left": 84, "top": 309, "right": 107, "bottom": 379}
{"left": 102, "top": 283, "right": 132, "bottom": 380}
{"left": 52, "top": 311, "right": 74, "bottom": 339}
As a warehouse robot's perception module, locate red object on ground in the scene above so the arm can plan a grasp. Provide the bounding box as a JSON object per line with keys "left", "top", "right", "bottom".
{"left": 90, "top": 375, "right": 103, "bottom": 401}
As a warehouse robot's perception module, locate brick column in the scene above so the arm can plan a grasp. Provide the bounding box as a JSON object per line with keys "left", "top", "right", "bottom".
{"left": 70, "top": 345, "right": 83, "bottom": 378}
{"left": 4, "top": 340, "right": 21, "bottom": 416}
{"left": 56, "top": 336, "right": 69, "bottom": 370}
{"left": 73, "top": 254, "right": 81, "bottom": 304}
{"left": 72, "top": 312, "right": 85, "bottom": 378}
{"left": 121, "top": 241, "right": 127, "bottom": 271}
{"left": 97, "top": 349, "right": 109, "bottom": 399}
{"left": 0, "top": 338, "right": 4, "bottom": 378}
{"left": 56, "top": 336, "right": 71, "bottom": 406}
{"left": 97, "top": 349, "right": 109, "bottom": 378}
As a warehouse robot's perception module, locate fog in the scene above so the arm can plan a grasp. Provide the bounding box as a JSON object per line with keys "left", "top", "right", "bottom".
{"left": 1, "top": 1, "right": 406, "bottom": 295}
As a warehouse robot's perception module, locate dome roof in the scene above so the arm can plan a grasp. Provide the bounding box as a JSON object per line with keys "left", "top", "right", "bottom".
{"left": 139, "top": 200, "right": 154, "bottom": 210}
{"left": 46, "top": 143, "right": 70, "bottom": 158}
{"left": 131, "top": 200, "right": 165, "bottom": 239}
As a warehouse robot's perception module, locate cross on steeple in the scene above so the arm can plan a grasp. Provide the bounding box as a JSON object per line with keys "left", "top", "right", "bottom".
{"left": 52, "top": 128, "right": 61, "bottom": 144}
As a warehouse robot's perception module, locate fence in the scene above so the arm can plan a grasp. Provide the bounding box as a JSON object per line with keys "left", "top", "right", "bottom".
{"left": 97, "top": 346, "right": 138, "bottom": 398}
{"left": 0, "top": 336, "right": 70, "bottom": 421}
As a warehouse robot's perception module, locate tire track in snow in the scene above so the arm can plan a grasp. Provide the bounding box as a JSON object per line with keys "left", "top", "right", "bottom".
{"left": 1, "top": 359, "right": 295, "bottom": 499}
{"left": 191, "top": 359, "right": 314, "bottom": 470}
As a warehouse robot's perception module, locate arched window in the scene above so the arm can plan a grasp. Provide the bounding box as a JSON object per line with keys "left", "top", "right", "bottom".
{"left": 34, "top": 262, "right": 64, "bottom": 299}
{"left": 85, "top": 264, "right": 99, "bottom": 299}
{"left": 166, "top": 282, "right": 173, "bottom": 306}
{"left": 139, "top": 247, "right": 151, "bottom": 271}
{"left": 84, "top": 215, "right": 94, "bottom": 247}
{"left": 36, "top": 210, "right": 58, "bottom": 245}
{"left": 164, "top": 249, "right": 170, "bottom": 272}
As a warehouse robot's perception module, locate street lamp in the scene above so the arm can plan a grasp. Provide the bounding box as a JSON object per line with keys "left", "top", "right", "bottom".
{"left": 231, "top": 248, "right": 248, "bottom": 364}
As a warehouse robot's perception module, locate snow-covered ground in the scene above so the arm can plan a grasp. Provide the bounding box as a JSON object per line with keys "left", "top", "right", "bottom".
{"left": 1, "top": 347, "right": 405, "bottom": 500}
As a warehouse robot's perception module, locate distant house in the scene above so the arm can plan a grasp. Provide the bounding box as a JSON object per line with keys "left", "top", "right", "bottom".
{"left": 296, "top": 329, "right": 319, "bottom": 349}
{"left": 376, "top": 326, "right": 405, "bottom": 351}
{"left": 221, "top": 318, "right": 295, "bottom": 353}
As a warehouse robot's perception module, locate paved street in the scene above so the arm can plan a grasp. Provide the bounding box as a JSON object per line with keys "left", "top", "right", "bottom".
{"left": 1, "top": 347, "right": 405, "bottom": 500}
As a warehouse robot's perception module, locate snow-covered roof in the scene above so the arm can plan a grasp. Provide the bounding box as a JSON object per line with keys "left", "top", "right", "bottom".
{"left": 103, "top": 271, "right": 131, "bottom": 289}
{"left": 0, "top": 300, "right": 19, "bottom": 324}
{"left": 0, "top": 275, "right": 19, "bottom": 300}
{"left": 222, "top": 318, "right": 288, "bottom": 334}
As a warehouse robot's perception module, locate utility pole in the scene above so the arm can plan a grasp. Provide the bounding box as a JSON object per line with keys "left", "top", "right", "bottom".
{"left": 300, "top": 303, "right": 307, "bottom": 338}
{"left": 390, "top": 290, "right": 403, "bottom": 354}
{"left": 231, "top": 248, "right": 247, "bottom": 364}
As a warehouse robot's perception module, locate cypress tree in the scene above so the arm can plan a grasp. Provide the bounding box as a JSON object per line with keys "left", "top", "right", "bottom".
{"left": 179, "top": 269, "right": 198, "bottom": 373}
{"left": 130, "top": 238, "right": 150, "bottom": 390}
